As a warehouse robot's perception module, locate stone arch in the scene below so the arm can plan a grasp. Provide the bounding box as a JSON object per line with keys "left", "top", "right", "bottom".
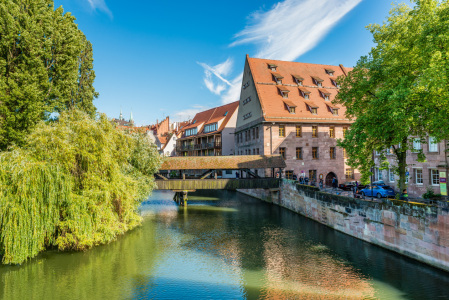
{"left": 325, "top": 172, "right": 337, "bottom": 187}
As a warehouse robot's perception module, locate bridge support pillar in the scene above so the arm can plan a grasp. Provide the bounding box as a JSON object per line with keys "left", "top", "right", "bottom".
{"left": 173, "top": 191, "right": 188, "bottom": 206}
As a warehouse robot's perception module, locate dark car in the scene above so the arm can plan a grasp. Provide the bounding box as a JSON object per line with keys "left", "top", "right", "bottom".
{"left": 338, "top": 181, "right": 358, "bottom": 191}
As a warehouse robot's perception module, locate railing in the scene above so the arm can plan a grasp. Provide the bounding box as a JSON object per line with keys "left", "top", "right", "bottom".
{"left": 155, "top": 178, "right": 281, "bottom": 190}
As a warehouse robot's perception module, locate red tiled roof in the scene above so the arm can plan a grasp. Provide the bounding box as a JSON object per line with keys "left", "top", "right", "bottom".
{"left": 247, "top": 56, "right": 354, "bottom": 124}
{"left": 283, "top": 100, "right": 297, "bottom": 107}
{"left": 180, "top": 101, "right": 239, "bottom": 137}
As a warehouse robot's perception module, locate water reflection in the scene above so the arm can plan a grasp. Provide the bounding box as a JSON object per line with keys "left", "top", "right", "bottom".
{"left": 2, "top": 190, "right": 449, "bottom": 299}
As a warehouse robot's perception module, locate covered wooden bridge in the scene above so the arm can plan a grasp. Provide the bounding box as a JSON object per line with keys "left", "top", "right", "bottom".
{"left": 155, "top": 155, "right": 286, "bottom": 205}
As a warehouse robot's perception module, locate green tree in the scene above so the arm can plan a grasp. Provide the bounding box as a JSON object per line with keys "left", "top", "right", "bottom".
{"left": 0, "top": 109, "right": 162, "bottom": 264}
{"left": 0, "top": 0, "right": 98, "bottom": 150}
{"left": 334, "top": 0, "right": 449, "bottom": 190}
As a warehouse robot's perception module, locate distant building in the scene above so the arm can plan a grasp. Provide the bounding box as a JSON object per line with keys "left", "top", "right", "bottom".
{"left": 176, "top": 101, "right": 239, "bottom": 157}
{"left": 234, "top": 55, "right": 357, "bottom": 184}
{"left": 112, "top": 110, "right": 134, "bottom": 127}
{"left": 373, "top": 139, "right": 448, "bottom": 198}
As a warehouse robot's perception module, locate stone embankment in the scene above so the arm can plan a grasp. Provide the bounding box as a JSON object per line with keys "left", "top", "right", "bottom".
{"left": 239, "top": 179, "right": 449, "bottom": 272}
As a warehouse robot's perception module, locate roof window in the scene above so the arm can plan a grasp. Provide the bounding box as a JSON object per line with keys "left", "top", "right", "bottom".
{"left": 243, "top": 97, "right": 251, "bottom": 105}
{"left": 292, "top": 75, "right": 304, "bottom": 86}
{"left": 278, "top": 86, "right": 290, "bottom": 98}
{"left": 325, "top": 68, "right": 335, "bottom": 76}
{"left": 283, "top": 100, "right": 297, "bottom": 114}
{"left": 306, "top": 103, "right": 318, "bottom": 115}
{"left": 243, "top": 82, "right": 250, "bottom": 89}
{"left": 268, "top": 63, "right": 278, "bottom": 71}
{"left": 312, "top": 76, "right": 323, "bottom": 87}
{"left": 319, "top": 89, "right": 331, "bottom": 101}
{"left": 299, "top": 87, "right": 311, "bottom": 99}
{"left": 224, "top": 111, "right": 228, "bottom": 116}
{"left": 272, "top": 72, "right": 283, "bottom": 85}
{"left": 192, "top": 120, "right": 196, "bottom": 124}
{"left": 243, "top": 112, "right": 252, "bottom": 120}
{"left": 331, "top": 79, "right": 340, "bottom": 88}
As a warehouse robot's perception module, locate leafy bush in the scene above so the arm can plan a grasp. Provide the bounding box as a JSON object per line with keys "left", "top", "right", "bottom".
{"left": 0, "top": 110, "right": 162, "bottom": 264}
{"left": 422, "top": 187, "right": 441, "bottom": 199}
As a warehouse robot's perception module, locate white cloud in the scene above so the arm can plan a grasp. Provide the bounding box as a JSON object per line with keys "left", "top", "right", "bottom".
{"left": 173, "top": 105, "right": 210, "bottom": 122}
{"left": 199, "top": 0, "right": 362, "bottom": 105}
{"left": 86, "top": 0, "right": 113, "bottom": 18}
{"left": 231, "top": 0, "right": 362, "bottom": 61}
{"left": 198, "top": 58, "right": 234, "bottom": 96}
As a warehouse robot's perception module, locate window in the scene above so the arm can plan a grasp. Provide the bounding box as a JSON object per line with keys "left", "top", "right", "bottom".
{"left": 245, "top": 131, "right": 248, "bottom": 141}
{"left": 346, "top": 168, "right": 354, "bottom": 179}
{"left": 243, "top": 112, "right": 252, "bottom": 120}
{"left": 325, "top": 69, "right": 334, "bottom": 76}
{"left": 279, "top": 147, "right": 286, "bottom": 159}
{"left": 325, "top": 95, "right": 329, "bottom": 101}
{"left": 330, "top": 147, "right": 336, "bottom": 159}
{"left": 248, "top": 129, "right": 251, "bottom": 140}
{"left": 253, "top": 149, "right": 255, "bottom": 155}
{"left": 329, "top": 126, "right": 335, "bottom": 138}
{"left": 406, "top": 170, "right": 409, "bottom": 184}
{"left": 242, "top": 82, "right": 250, "bottom": 89}
{"left": 429, "top": 137, "right": 438, "bottom": 152}
{"left": 312, "top": 126, "right": 318, "bottom": 138}
{"left": 289, "top": 107, "right": 296, "bottom": 114}
{"left": 376, "top": 168, "right": 383, "bottom": 180}
{"left": 224, "top": 111, "right": 228, "bottom": 116}
{"left": 268, "top": 64, "right": 277, "bottom": 71}
{"left": 256, "top": 127, "right": 259, "bottom": 139}
{"left": 412, "top": 139, "right": 421, "bottom": 152}
{"left": 343, "top": 127, "right": 348, "bottom": 138}
{"left": 331, "top": 79, "right": 340, "bottom": 88}
{"left": 332, "top": 109, "right": 339, "bottom": 116}
{"left": 296, "top": 125, "right": 302, "bottom": 137}
{"left": 310, "top": 107, "right": 317, "bottom": 114}
{"left": 304, "top": 94, "right": 310, "bottom": 100}
{"left": 309, "top": 170, "right": 317, "bottom": 181}
{"left": 296, "top": 147, "right": 302, "bottom": 160}
{"left": 285, "top": 170, "right": 293, "bottom": 180}
{"left": 343, "top": 148, "right": 347, "bottom": 159}
{"left": 389, "top": 168, "right": 395, "bottom": 182}
{"left": 204, "top": 123, "right": 218, "bottom": 133}
{"left": 279, "top": 125, "right": 285, "bottom": 137}
{"left": 312, "top": 147, "right": 319, "bottom": 159}
{"left": 430, "top": 169, "right": 439, "bottom": 185}
{"left": 415, "top": 169, "right": 423, "bottom": 184}
{"left": 256, "top": 148, "right": 259, "bottom": 155}
{"left": 185, "top": 127, "right": 197, "bottom": 136}
{"left": 388, "top": 146, "right": 394, "bottom": 155}
{"left": 243, "top": 97, "right": 251, "bottom": 105}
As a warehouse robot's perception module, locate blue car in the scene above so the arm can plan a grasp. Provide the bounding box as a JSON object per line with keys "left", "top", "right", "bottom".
{"left": 360, "top": 185, "right": 396, "bottom": 198}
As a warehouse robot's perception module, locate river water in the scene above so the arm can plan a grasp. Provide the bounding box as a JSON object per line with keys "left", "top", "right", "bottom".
{"left": 2, "top": 190, "right": 449, "bottom": 299}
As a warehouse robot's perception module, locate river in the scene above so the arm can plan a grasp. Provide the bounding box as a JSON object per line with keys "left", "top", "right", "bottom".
{"left": 2, "top": 190, "right": 449, "bottom": 299}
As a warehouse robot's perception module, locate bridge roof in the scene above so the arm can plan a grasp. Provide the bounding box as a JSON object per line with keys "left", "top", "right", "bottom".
{"left": 159, "top": 155, "right": 286, "bottom": 170}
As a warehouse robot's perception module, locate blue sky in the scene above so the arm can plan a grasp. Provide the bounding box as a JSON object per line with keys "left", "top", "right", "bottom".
{"left": 54, "top": 0, "right": 412, "bottom": 126}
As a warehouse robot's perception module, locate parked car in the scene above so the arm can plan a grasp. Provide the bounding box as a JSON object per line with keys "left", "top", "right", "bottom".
{"left": 360, "top": 185, "right": 396, "bottom": 198}
{"left": 338, "top": 181, "right": 358, "bottom": 191}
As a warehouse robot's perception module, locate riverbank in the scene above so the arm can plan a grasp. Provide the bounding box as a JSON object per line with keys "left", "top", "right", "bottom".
{"left": 239, "top": 179, "right": 449, "bottom": 273}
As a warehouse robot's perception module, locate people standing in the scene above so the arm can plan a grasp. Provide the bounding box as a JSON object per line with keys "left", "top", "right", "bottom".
{"left": 400, "top": 189, "right": 409, "bottom": 201}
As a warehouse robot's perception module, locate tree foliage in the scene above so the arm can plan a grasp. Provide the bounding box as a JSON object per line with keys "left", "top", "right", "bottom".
{"left": 0, "top": 110, "right": 162, "bottom": 264}
{"left": 334, "top": 0, "right": 449, "bottom": 188}
{"left": 0, "top": 0, "right": 98, "bottom": 150}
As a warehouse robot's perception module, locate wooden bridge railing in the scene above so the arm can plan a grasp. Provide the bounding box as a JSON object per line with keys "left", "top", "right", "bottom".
{"left": 155, "top": 178, "right": 280, "bottom": 190}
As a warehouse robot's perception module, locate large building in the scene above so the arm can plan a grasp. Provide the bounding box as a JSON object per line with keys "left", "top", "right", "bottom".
{"left": 235, "top": 55, "right": 357, "bottom": 185}
{"left": 176, "top": 101, "right": 239, "bottom": 157}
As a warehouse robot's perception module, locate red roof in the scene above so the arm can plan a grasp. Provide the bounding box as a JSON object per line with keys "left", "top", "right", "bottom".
{"left": 180, "top": 101, "right": 239, "bottom": 137}
{"left": 247, "top": 56, "right": 353, "bottom": 124}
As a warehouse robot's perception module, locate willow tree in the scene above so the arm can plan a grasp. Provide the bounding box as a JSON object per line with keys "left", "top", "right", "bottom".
{"left": 334, "top": 0, "right": 449, "bottom": 190}
{"left": 0, "top": 0, "right": 98, "bottom": 150}
{"left": 0, "top": 110, "right": 162, "bottom": 264}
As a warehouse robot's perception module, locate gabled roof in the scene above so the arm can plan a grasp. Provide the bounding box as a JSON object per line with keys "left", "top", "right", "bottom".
{"left": 180, "top": 101, "right": 239, "bottom": 137}
{"left": 246, "top": 56, "right": 353, "bottom": 124}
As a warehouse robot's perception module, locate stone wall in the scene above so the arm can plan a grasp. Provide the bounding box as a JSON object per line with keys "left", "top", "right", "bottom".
{"left": 239, "top": 179, "right": 449, "bottom": 272}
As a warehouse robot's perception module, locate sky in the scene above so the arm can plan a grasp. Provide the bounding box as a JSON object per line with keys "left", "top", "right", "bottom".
{"left": 53, "top": 0, "right": 413, "bottom": 126}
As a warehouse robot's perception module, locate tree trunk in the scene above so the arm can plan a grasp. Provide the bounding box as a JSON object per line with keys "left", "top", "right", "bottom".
{"left": 395, "top": 143, "right": 407, "bottom": 192}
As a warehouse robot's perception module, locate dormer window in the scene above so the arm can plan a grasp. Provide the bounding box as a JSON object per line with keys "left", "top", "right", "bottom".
{"left": 331, "top": 79, "right": 340, "bottom": 88}
{"left": 299, "top": 87, "right": 311, "bottom": 99}
{"left": 319, "top": 89, "right": 331, "bottom": 101}
{"left": 325, "top": 68, "right": 335, "bottom": 76}
{"left": 306, "top": 104, "right": 318, "bottom": 115}
{"left": 268, "top": 63, "right": 278, "bottom": 71}
{"left": 224, "top": 111, "right": 228, "bottom": 116}
{"left": 292, "top": 75, "right": 304, "bottom": 86}
{"left": 278, "top": 86, "right": 290, "bottom": 98}
{"left": 327, "top": 104, "right": 339, "bottom": 116}
{"left": 332, "top": 109, "right": 339, "bottom": 116}
{"left": 283, "top": 100, "right": 296, "bottom": 114}
{"left": 312, "top": 76, "right": 324, "bottom": 87}
{"left": 272, "top": 72, "right": 283, "bottom": 85}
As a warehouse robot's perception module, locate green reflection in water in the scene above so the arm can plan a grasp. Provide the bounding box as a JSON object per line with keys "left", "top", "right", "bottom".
{"left": 2, "top": 190, "right": 449, "bottom": 300}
